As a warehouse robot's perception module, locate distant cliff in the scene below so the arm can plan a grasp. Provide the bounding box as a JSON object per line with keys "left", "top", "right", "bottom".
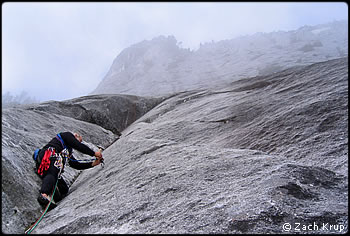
{"left": 91, "top": 20, "right": 348, "bottom": 96}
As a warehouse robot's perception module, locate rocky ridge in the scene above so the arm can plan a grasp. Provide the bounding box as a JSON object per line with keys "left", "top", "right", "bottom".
{"left": 91, "top": 20, "right": 348, "bottom": 97}
{"left": 31, "top": 94, "right": 163, "bottom": 135}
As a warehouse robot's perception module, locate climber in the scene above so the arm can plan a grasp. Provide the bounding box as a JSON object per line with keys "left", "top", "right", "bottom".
{"left": 35, "top": 131, "right": 103, "bottom": 209}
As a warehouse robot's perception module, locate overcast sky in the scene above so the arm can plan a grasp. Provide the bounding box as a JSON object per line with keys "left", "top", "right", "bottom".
{"left": 2, "top": 2, "right": 348, "bottom": 102}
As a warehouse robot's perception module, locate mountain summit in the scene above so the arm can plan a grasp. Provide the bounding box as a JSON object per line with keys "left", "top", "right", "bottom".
{"left": 91, "top": 20, "right": 348, "bottom": 96}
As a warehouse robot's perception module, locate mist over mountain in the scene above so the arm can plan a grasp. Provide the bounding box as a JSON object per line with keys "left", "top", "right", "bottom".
{"left": 2, "top": 91, "right": 40, "bottom": 108}
{"left": 91, "top": 20, "right": 347, "bottom": 97}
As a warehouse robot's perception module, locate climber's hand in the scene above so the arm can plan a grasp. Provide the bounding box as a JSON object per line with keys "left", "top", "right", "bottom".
{"left": 95, "top": 151, "right": 103, "bottom": 159}
{"left": 92, "top": 157, "right": 103, "bottom": 167}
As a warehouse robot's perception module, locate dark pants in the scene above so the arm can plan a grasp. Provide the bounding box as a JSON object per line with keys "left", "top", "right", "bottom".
{"left": 39, "top": 151, "right": 69, "bottom": 202}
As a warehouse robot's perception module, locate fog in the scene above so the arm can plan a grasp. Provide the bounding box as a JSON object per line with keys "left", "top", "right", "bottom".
{"left": 2, "top": 2, "right": 348, "bottom": 103}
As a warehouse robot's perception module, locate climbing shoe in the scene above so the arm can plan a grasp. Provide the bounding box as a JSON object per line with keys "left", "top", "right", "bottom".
{"left": 37, "top": 194, "right": 57, "bottom": 210}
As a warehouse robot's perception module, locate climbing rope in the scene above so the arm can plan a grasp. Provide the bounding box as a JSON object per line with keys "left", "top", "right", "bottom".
{"left": 24, "top": 177, "right": 59, "bottom": 234}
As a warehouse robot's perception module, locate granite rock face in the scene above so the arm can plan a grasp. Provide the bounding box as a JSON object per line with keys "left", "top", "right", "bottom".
{"left": 91, "top": 20, "right": 348, "bottom": 97}
{"left": 1, "top": 94, "right": 162, "bottom": 234}
{"left": 33, "top": 58, "right": 348, "bottom": 234}
{"left": 30, "top": 94, "right": 164, "bottom": 135}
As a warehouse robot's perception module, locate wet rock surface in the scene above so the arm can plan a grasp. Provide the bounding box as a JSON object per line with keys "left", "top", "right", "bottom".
{"left": 1, "top": 94, "right": 161, "bottom": 234}
{"left": 32, "top": 58, "right": 348, "bottom": 234}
